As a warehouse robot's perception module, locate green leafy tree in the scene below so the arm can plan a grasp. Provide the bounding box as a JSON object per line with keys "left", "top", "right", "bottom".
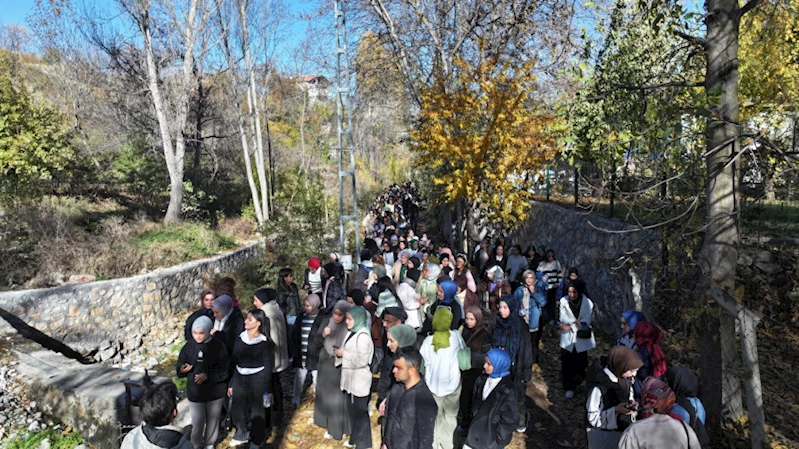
{"left": 0, "top": 50, "right": 75, "bottom": 201}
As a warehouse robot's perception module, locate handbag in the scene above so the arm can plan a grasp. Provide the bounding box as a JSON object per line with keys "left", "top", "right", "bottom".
{"left": 577, "top": 322, "right": 593, "bottom": 339}
{"left": 586, "top": 427, "right": 622, "bottom": 449}
{"left": 371, "top": 347, "right": 384, "bottom": 374}
{"left": 457, "top": 348, "right": 473, "bottom": 371}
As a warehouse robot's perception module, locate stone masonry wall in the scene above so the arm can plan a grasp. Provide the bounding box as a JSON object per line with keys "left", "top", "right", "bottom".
{"left": 0, "top": 240, "right": 264, "bottom": 346}
{"left": 510, "top": 201, "right": 662, "bottom": 333}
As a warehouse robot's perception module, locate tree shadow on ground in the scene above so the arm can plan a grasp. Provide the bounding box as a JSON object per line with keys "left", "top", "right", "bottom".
{"left": 0, "top": 307, "right": 93, "bottom": 364}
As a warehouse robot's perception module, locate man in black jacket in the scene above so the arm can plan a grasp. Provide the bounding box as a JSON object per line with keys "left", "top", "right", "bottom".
{"left": 382, "top": 347, "right": 437, "bottom": 449}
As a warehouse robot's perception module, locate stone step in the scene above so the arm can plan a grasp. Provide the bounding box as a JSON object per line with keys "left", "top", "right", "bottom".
{"left": 12, "top": 348, "right": 190, "bottom": 448}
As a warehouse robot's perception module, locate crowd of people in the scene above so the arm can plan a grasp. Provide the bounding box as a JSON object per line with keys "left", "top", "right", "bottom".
{"left": 121, "top": 184, "right": 710, "bottom": 449}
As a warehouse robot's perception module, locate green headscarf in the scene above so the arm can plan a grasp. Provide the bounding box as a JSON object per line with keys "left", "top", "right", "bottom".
{"left": 432, "top": 307, "right": 453, "bottom": 352}
{"left": 348, "top": 306, "right": 369, "bottom": 333}
{"left": 388, "top": 324, "right": 417, "bottom": 351}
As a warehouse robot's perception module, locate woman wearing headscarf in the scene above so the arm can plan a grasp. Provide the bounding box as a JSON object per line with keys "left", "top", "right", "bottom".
{"left": 585, "top": 346, "right": 643, "bottom": 448}
{"left": 418, "top": 263, "right": 442, "bottom": 318}
{"left": 423, "top": 279, "right": 464, "bottom": 333}
{"left": 459, "top": 307, "right": 492, "bottom": 430}
{"left": 633, "top": 321, "right": 667, "bottom": 384}
{"left": 314, "top": 300, "right": 351, "bottom": 441}
{"left": 492, "top": 294, "right": 533, "bottom": 432}
{"left": 616, "top": 310, "right": 647, "bottom": 349}
{"left": 454, "top": 274, "right": 482, "bottom": 313}
{"left": 253, "top": 288, "right": 289, "bottom": 433}
{"left": 375, "top": 275, "right": 402, "bottom": 318}
{"left": 290, "top": 293, "right": 322, "bottom": 406}
{"left": 666, "top": 367, "right": 710, "bottom": 447}
{"left": 559, "top": 279, "right": 596, "bottom": 399}
{"left": 176, "top": 316, "right": 230, "bottom": 449}
{"left": 322, "top": 262, "right": 346, "bottom": 310}
{"left": 420, "top": 308, "right": 468, "bottom": 449}
{"left": 303, "top": 257, "right": 326, "bottom": 295}
{"left": 514, "top": 270, "right": 548, "bottom": 366}
{"left": 618, "top": 377, "right": 702, "bottom": 449}
{"left": 376, "top": 324, "right": 418, "bottom": 411}
{"left": 347, "top": 289, "right": 383, "bottom": 357}
{"left": 227, "top": 309, "right": 273, "bottom": 447}
{"left": 335, "top": 306, "right": 375, "bottom": 449}
{"left": 184, "top": 289, "right": 215, "bottom": 341}
{"left": 476, "top": 265, "right": 511, "bottom": 313}
{"left": 450, "top": 253, "right": 477, "bottom": 293}
{"left": 210, "top": 294, "right": 244, "bottom": 357}
{"left": 392, "top": 249, "right": 412, "bottom": 288}
{"left": 464, "top": 349, "right": 519, "bottom": 449}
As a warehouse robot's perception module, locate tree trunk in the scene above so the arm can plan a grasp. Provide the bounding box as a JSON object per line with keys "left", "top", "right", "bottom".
{"left": 237, "top": 0, "right": 269, "bottom": 222}
{"left": 698, "top": 0, "right": 745, "bottom": 432}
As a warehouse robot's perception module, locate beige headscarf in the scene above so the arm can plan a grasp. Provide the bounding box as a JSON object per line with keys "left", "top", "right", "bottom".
{"left": 323, "top": 300, "right": 352, "bottom": 357}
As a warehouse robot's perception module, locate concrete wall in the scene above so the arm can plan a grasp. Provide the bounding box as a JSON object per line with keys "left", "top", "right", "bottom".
{"left": 510, "top": 201, "right": 662, "bottom": 333}
{"left": 0, "top": 240, "right": 264, "bottom": 345}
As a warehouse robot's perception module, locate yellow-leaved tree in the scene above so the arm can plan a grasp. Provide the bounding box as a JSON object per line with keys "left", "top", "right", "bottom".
{"left": 412, "top": 55, "right": 561, "bottom": 239}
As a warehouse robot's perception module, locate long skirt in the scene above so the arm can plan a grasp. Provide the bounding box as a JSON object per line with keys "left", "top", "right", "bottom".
{"left": 313, "top": 351, "right": 351, "bottom": 440}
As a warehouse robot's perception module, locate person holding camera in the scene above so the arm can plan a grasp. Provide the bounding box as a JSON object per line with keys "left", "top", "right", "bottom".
{"left": 121, "top": 382, "right": 192, "bottom": 449}
{"left": 585, "top": 346, "right": 644, "bottom": 449}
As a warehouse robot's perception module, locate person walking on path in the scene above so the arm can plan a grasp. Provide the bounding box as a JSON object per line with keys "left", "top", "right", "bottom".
{"left": 314, "top": 300, "right": 352, "bottom": 440}
{"left": 253, "top": 288, "right": 290, "bottom": 435}
{"left": 176, "top": 316, "right": 230, "bottom": 449}
{"left": 464, "top": 349, "right": 519, "bottom": 449}
{"left": 227, "top": 309, "right": 273, "bottom": 448}
{"left": 381, "top": 346, "right": 437, "bottom": 449}
{"left": 420, "top": 308, "right": 467, "bottom": 449}
{"left": 558, "top": 279, "right": 595, "bottom": 399}
{"left": 537, "top": 249, "right": 563, "bottom": 325}
{"left": 336, "top": 306, "right": 375, "bottom": 449}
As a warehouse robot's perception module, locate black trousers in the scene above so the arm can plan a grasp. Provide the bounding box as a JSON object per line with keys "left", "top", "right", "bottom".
{"left": 545, "top": 289, "right": 559, "bottom": 324}
{"left": 231, "top": 370, "right": 268, "bottom": 444}
{"left": 529, "top": 329, "right": 541, "bottom": 366}
{"left": 347, "top": 394, "right": 372, "bottom": 449}
{"left": 560, "top": 347, "right": 588, "bottom": 391}
{"left": 265, "top": 369, "right": 284, "bottom": 429}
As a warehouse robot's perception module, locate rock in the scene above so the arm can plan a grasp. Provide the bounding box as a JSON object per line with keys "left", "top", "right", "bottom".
{"left": 124, "top": 336, "right": 143, "bottom": 352}
{"left": 74, "top": 445, "right": 87, "bottom": 449}
{"left": 28, "top": 420, "right": 40, "bottom": 432}
{"left": 67, "top": 274, "right": 97, "bottom": 284}
{"left": 755, "top": 250, "right": 773, "bottom": 263}
{"left": 29, "top": 401, "right": 37, "bottom": 409}
{"left": 737, "top": 252, "right": 754, "bottom": 267}
{"left": 96, "top": 347, "right": 118, "bottom": 362}
{"left": 35, "top": 438, "right": 50, "bottom": 449}
{"left": 756, "top": 261, "right": 783, "bottom": 275}
{"left": 99, "top": 340, "right": 113, "bottom": 351}
{"left": 145, "top": 357, "right": 159, "bottom": 369}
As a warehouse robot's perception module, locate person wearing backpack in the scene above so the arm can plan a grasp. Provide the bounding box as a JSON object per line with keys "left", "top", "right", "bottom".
{"left": 666, "top": 367, "right": 710, "bottom": 447}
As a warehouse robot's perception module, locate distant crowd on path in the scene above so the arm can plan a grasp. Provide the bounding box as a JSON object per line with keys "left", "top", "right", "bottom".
{"left": 122, "top": 183, "right": 711, "bottom": 449}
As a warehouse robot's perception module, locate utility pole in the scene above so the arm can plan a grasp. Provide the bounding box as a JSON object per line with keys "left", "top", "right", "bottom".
{"left": 334, "top": 0, "right": 360, "bottom": 262}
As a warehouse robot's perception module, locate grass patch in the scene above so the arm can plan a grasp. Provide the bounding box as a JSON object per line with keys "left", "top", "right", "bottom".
{"left": 134, "top": 223, "right": 238, "bottom": 258}
{"left": 3, "top": 428, "right": 83, "bottom": 449}
{"left": 741, "top": 200, "right": 799, "bottom": 239}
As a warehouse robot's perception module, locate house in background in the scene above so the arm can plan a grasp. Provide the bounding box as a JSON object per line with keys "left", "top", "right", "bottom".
{"left": 296, "top": 75, "right": 331, "bottom": 104}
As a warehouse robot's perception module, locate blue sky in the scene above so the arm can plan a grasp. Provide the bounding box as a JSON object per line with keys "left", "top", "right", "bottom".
{"left": 0, "top": 0, "right": 333, "bottom": 74}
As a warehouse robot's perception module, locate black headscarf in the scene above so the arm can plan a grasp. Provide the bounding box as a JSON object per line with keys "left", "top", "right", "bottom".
{"left": 492, "top": 295, "right": 522, "bottom": 361}
{"left": 566, "top": 279, "right": 586, "bottom": 317}
{"left": 348, "top": 289, "right": 365, "bottom": 306}
{"left": 254, "top": 287, "right": 278, "bottom": 304}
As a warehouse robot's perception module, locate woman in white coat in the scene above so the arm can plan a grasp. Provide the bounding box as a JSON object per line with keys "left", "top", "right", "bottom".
{"left": 335, "top": 306, "right": 374, "bottom": 449}
{"left": 559, "top": 279, "right": 595, "bottom": 399}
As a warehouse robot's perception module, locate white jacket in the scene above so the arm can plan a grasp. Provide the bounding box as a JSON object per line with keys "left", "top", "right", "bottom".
{"left": 559, "top": 295, "right": 596, "bottom": 353}
{"left": 420, "top": 331, "right": 467, "bottom": 397}
{"left": 120, "top": 424, "right": 193, "bottom": 449}
{"left": 396, "top": 283, "right": 422, "bottom": 329}
{"left": 337, "top": 328, "right": 374, "bottom": 397}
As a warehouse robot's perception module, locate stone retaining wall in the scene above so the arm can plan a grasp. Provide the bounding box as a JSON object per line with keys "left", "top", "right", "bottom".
{"left": 510, "top": 201, "right": 662, "bottom": 332}
{"left": 0, "top": 240, "right": 264, "bottom": 346}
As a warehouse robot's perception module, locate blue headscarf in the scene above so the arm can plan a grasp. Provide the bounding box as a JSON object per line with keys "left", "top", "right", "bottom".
{"left": 622, "top": 310, "right": 647, "bottom": 335}
{"left": 439, "top": 280, "right": 458, "bottom": 305}
{"left": 486, "top": 348, "right": 512, "bottom": 378}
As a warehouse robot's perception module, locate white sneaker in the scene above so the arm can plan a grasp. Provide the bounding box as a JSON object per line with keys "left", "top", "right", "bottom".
{"left": 565, "top": 390, "right": 575, "bottom": 399}
{"left": 323, "top": 432, "right": 332, "bottom": 439}
{"left": 229, "top": 439, "right": 248, "bottom": 447}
